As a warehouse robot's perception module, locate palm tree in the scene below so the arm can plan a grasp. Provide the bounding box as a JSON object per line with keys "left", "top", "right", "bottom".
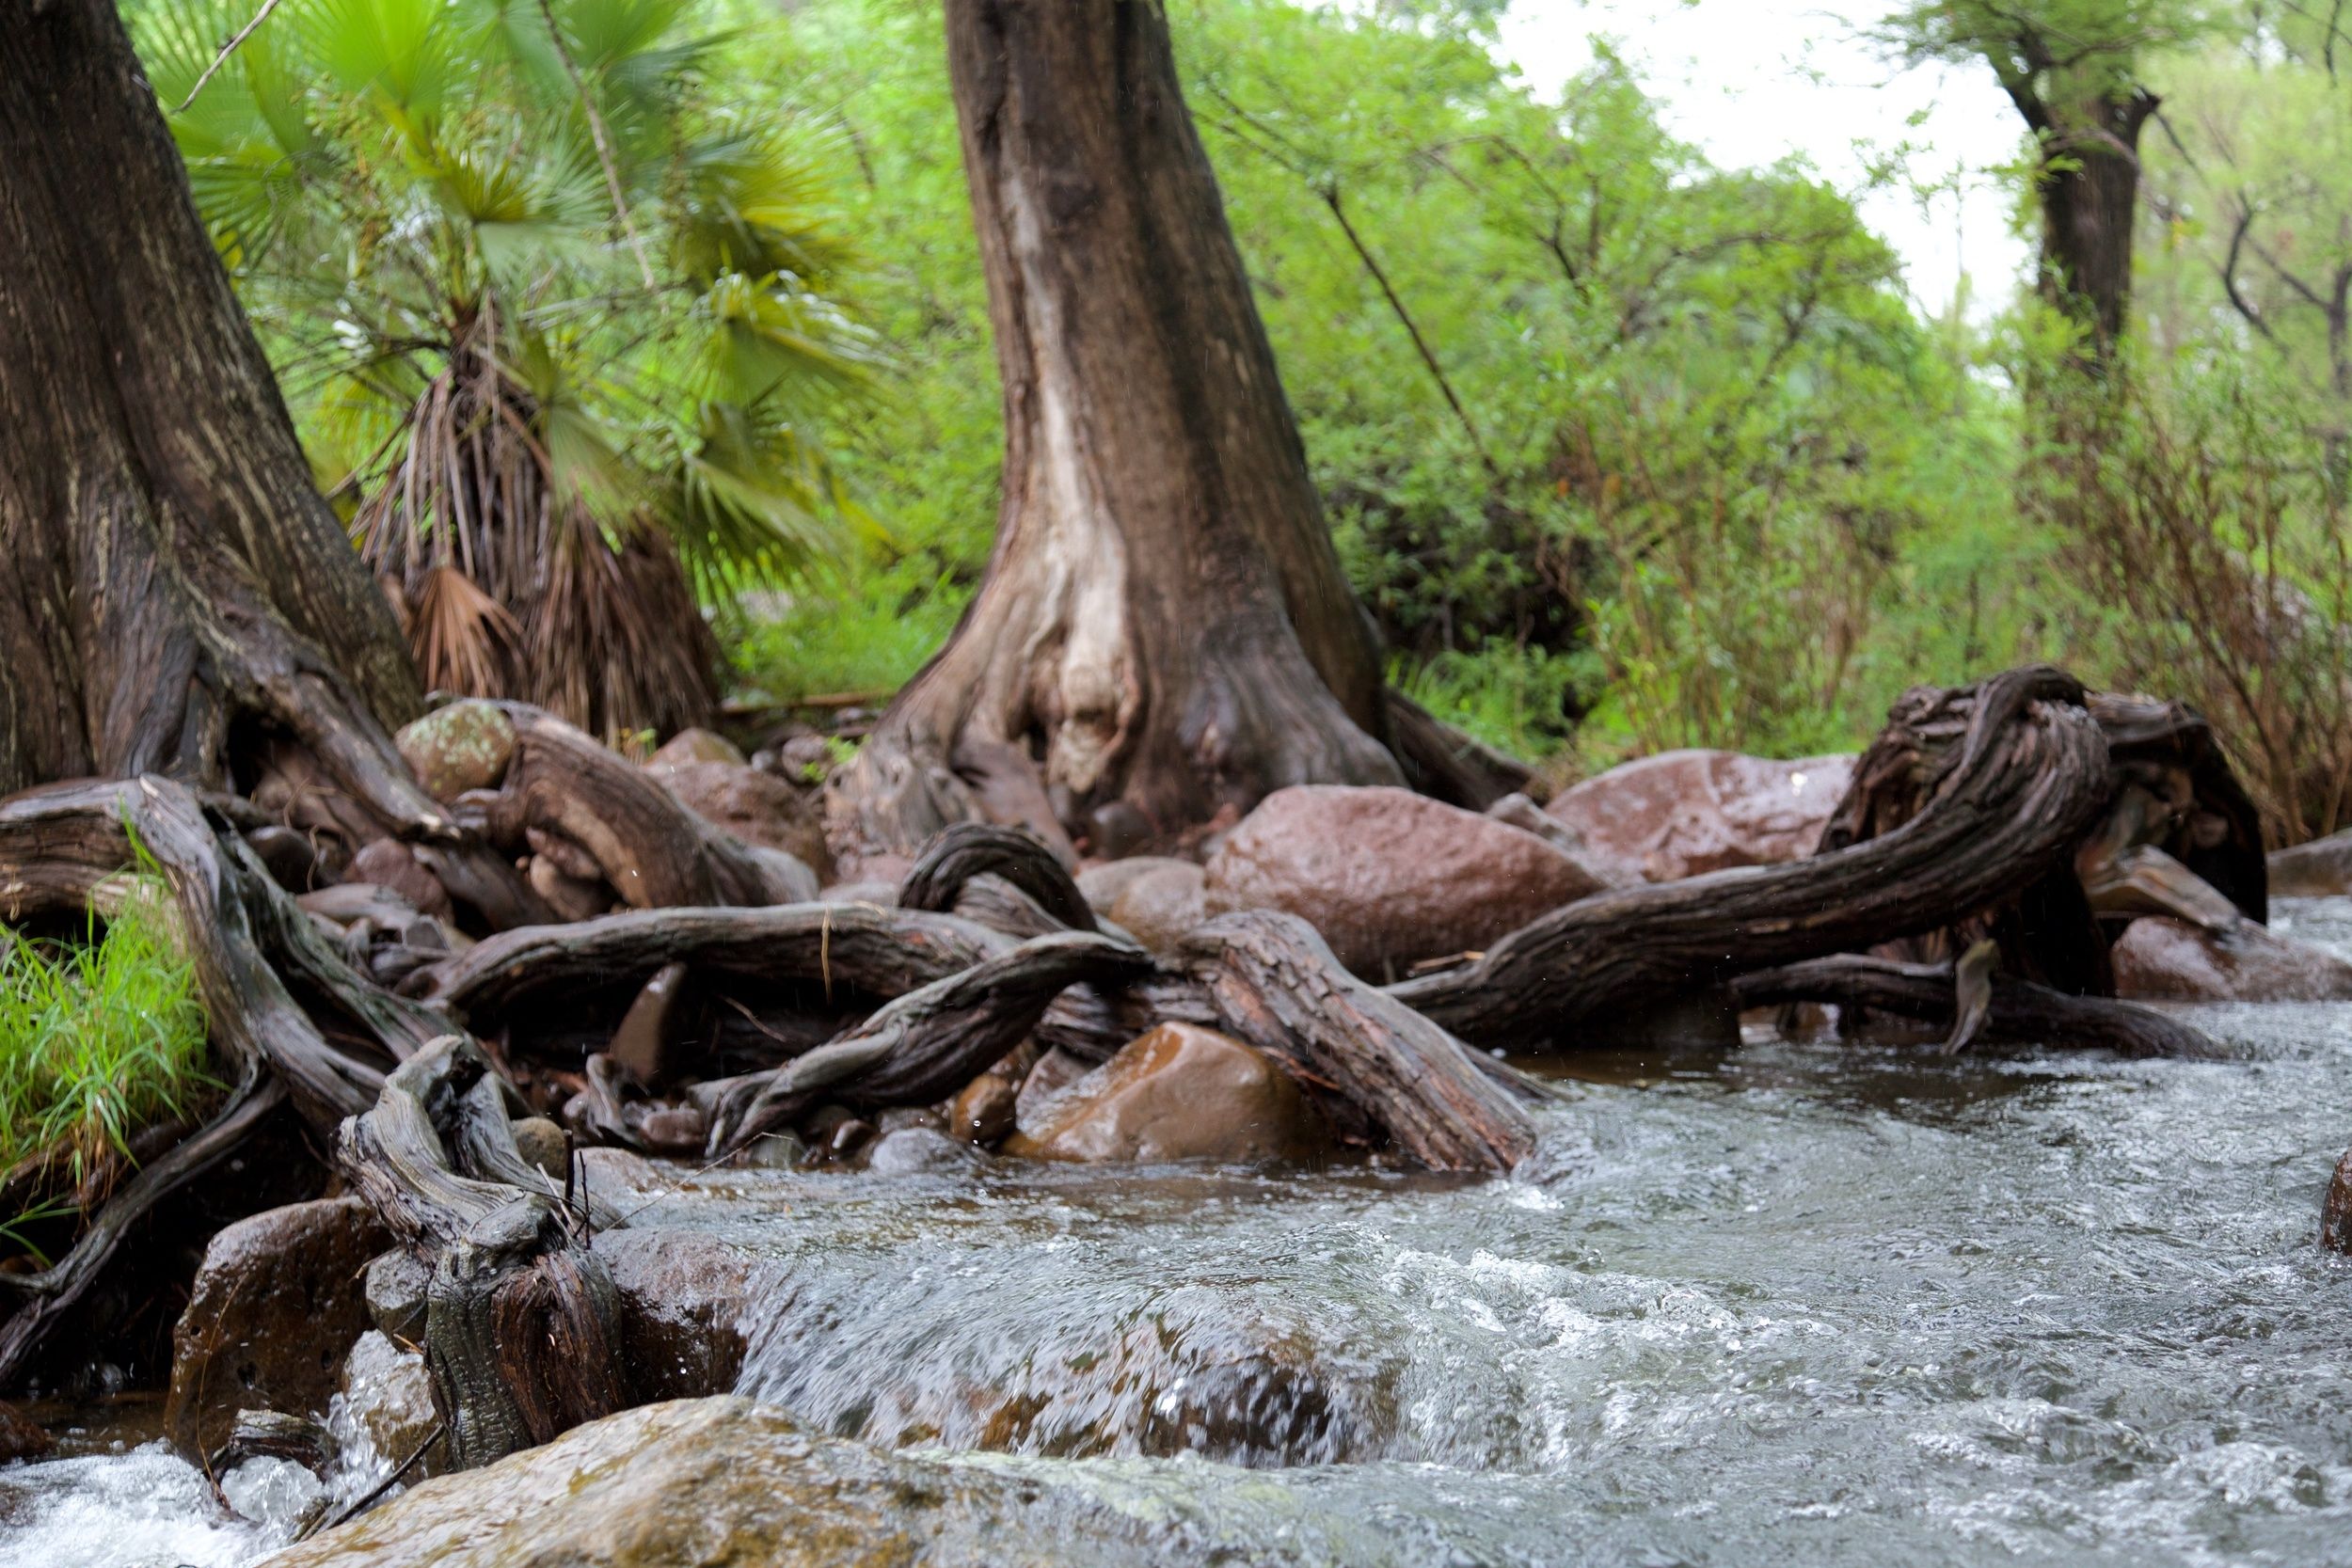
{"left": 136, "top": 0, "right": 878, "bottom": 740}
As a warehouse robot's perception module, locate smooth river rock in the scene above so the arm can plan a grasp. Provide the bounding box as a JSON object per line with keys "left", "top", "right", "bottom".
{"left": 646, "top": 727, "right": 747, "bottom": 768}
{"left": 647, "top": 758, "right": 832, "bottom": 882}
{"left": 1004, "top": 1023, "right": 1329, "bottom": 1165}
{"left": 1079, "top": 856, "right": 1208, "bottom": 953}
{"left": 262, "top": 1395, "right": 1341, "bottom": 1568}
{"left": 166, "top": 1196, "right": 392, "bottom": 1464}
{"left": 2109, "top": 914, "right": 2352, "bottom": 1002}
{"left": 2270, "top": 829, "right": 2352, "bottom": 897}
{"left": 1202, "top": 785, "right": 1607, "bottom": 977}
{"left": 1545, "top": 749, "right": 1854, "bottom": 884}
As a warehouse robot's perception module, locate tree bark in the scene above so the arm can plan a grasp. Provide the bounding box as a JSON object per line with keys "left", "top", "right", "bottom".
{"left": 830, "top": 0, "right": 1406, "bottom": 860}
{"left": 2032, "top": 88, "right": 2154, "bottom": 353}
{"left": 0, "top": 0, "right": 426, "bottom": 816}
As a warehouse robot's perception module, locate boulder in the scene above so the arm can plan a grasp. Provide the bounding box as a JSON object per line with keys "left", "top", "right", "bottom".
{"left": 1104, "top": 861, "right": 1207, "bottom": 954}
{"left": 647, "top": 727, "right": 747, "bottom": 768}
{"left": 1013, "top": 1046, "right": 1093, "bottom": 1138}
{"left": 395, "top": 700, "right": 516, "bottom": 803}
{"left": 596, "top": 1228, "right": 757, "bottom": 1403}
{"left": 648, "top": 759, "right": 832, "bottom": 882}
{"left": 1201, "top": 785, "right": 1606, "bottom": 977}
{"left": 2324, "top": 1147, "right": 2352, "bottom": 1254}
{"left": 1544, "top": 749, "right": 1855, "bottom": 884}
{"left": 333, "top": 1331, "right": 440, "bottom": 1481}
{"left": 946, "top": 1070, "right": 1018, "bottom": 1145}
{"left": 344, "top": 840, "right": 453, "bottom": 924}
{"left": 865, "top": 1127, "right": 990, "bottom": 1176}
{"left": 165, "top": 1196, "right": 393, "bottom": 1464}
{"left": 1004, "top": 1023, "right": 1329, "bottom": 1165}
{"left": 2271, "top": 829, "right": 2352, "bottom": 897}
{"left": 2110, "top": 915, "right": 2352, "bottom": 1002}
{"left": 262, "top": 1396, "right": 1323, "bottom": 1568}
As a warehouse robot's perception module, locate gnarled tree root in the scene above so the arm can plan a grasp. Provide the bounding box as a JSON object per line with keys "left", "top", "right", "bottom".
{"left": 1729, "top": 955, "right": 2224, "bottom": 1059}
{"left": 338, "top": 1037, "right": 624, "bottom": 1469}
{"left": 1391, "top": 667, "right": 2115, "bottom": 1051}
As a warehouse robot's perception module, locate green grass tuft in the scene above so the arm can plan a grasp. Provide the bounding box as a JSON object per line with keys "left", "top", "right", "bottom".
{"left": 0, "top": 846, "right": 215, "bottom": 1193}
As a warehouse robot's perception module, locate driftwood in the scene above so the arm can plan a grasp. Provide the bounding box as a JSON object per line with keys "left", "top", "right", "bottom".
{"left": 453, "top": 704, "right": 814, "bottom": 915}
{"left": 1183, "top": 911, "right": 1535, "bottom": 1170}
{"left": 701, "top": 930, "right": 1155, "bottom": 1153}
{"left": 1391, "top": 667, "right": 2115, "bottom": 1050}
{"left": 1730, "top": 955, "right": 2223, "bottom": 1059}
{"left": 337, "top": 1037, "right": 624, "bottom": 1469}
{"left": 897, "top": 821, "right": 1095, "bottom": 931}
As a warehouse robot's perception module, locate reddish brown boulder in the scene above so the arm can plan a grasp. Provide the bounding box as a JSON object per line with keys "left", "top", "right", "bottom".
{"left": 1545, "top": 749, "right": 1854, "bottom": 884}
{"left": 649, "top": 760, "right": 831, "bottom": 883}
{"left": 1202, "top": 785, "right": 1606, "bottom": 978}
{"left": 946, "top": 1071, "right": 1019, "bottom": 1145}
{"left": 165, "top": 1196, "right": 393, "bottom": 1464}
{"left": 1094, "top": 859, "right": 1207, "bottom": 953}
{"left": 2110, "top": 916, "right": 2352, "bottom": 1002}
{"left": 1004, "top": 1023, "right": 1329, "bottom": 1165}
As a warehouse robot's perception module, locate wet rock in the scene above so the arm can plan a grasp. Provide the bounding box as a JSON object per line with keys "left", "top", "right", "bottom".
{"left": 214, "top": 1408, "right": 336, "bottom": 1474}
{"left": 1545, "top": 749, "right": 1855, "bottom": 884}
{"left": 345, "top": 840, "right": 453, "bottom": 924}
{"left": 1202, "top": 785, "right": 1607, "bottom": 977}
{"left": 333, "top": 1331, "right": 440, "bottom": 1481}
{"left": 396, "top": 700, "right": 516, "bottom": 803}
{"left": 2271, "top": 829, "right": 2352, "bottom": 897}
{"left": 946, "top": 1070, "right": 1018, "bottom": 1145}
{"left": 0, "top": 1400, "right": 53, "bottom": 1463}
{"left": 1004, "top": 1023, "right": 1329, "bottom": 1165}
{"left": 2110, "top": 915, "right": 2352, "bottom": 1002}
{"left": 165, "top": 1196, "right": 394, "bottom": 1464}
{"left": 264, "top": 1395, "right": 1279, "bottom": 1568}
{"left": 650, "top": 759, "right": 832, "bottom": 881}
{"left": 875, "top": 1104, "right": 946, "bottom": 1136}
{"left": 596, "top": 1229, "right": 755, "bottom": 1403}
{"left": 1013, "top": 1046, "right": 1092, "bottom": 1138}
{"left": 363, "top": 1250, "right": 430, "bottom": 1344}
{"left": 2323, "top": 1148, "right": 2352, "bottom": 1253}
{"left": 526, "top": 853, "right": 610, "bottom": 922}
{"left": 647, "top": 727, "right": 747, "bottom": 768}
{"left": 866, "top": 1127, "right": 990, "bottom": 1176}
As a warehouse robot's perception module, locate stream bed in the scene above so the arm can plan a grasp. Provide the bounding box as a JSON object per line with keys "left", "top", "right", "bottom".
{"left": 7, "top": 899, "right": 2350, "bottom": 1567}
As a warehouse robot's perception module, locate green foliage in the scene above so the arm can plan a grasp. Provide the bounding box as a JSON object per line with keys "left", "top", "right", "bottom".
{"left": 0, "top": 848, "right": 214, "bottom": 1200}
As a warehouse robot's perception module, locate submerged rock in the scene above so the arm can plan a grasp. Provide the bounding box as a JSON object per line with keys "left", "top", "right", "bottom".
{"left": 1004, "top": 1022, "right": 1329, "bottom": 1165}
{"left": 1202, "top": 785, "right": 1606, "bottom": 977}
{"left": 1544, "top": 749, "right": 1854, "bottom": 884}
{"left": 331, "top": 1331, "right": 440, "bottom": 1481}
{"left": 165, "top": 1196, "right": 392, "bottom": 1465}
{"left": 649, "top": 759, "right": 831, "bottom": 882}
{"left": 2109, "top": 915, "right": 2352, "bottom": 1002}
{"left": 2324, "top": 1148, "right": 2352, "bottom": 1253}
{"left": 264, "top": 1395, "right": 1364, "bottom": 1568}
{"left": 865, "top": 1127, "right": 990, "bottom": 1176}
{"left": 2271, "top": 829, "right": 2352, "bottom": 897}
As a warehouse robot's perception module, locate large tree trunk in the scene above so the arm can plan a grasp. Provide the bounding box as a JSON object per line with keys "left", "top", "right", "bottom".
{"left": 2034, "top": 88, "right": 2154, "bottom": 354}
{"left": 830, "top": 0, "right": 1407, "bottom": 862}
{"left": 0, "top": 0, "right": 425, "bottom": 812}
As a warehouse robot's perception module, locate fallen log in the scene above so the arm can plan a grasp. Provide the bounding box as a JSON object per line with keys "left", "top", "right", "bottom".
{"left": 1390, "top": 667, "right": 2114, "bottom": 1050}
{"left": 338, "top": 1037, "right": 625, "bottom": 1469}
{"left": 1729, "top": 954, "right": 2224, "bottom": 1059}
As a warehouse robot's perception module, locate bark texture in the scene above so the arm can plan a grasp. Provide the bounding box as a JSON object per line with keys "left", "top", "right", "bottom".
{"left": 831, "top": 0, "right": 1404, "bottom": 859}
{"left": 0, "top": 0, "right": 425, "bottom": 807}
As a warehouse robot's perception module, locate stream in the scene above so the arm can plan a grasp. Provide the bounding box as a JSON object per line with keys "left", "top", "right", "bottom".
{"left": 7, "top": 897, "right": 2350, "bottom": 1567}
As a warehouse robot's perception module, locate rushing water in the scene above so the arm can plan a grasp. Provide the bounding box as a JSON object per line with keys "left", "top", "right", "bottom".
{"left": 7, "top": 900, "right": 2350, "bottom": 1566}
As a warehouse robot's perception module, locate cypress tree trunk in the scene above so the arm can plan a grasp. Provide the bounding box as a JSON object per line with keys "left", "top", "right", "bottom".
{"left": 0, "top": 0, "right": 425, "bottom": 812}
{"left": 831, "top": 0, "right": 1408, "bottom": 861}
{"left": 2034, "top": 88, "right": 2155, "bottom": 353}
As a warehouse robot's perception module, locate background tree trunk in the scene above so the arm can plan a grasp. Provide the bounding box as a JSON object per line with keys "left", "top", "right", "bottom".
{"left": 2035, "top": 89, "right": 2154, "bottom": 353}
{"left": 831, "top": 0, "right": 1406, "bottom": 861}
{"left": 0, "top": 0, "right": 423, "bottom": 804}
